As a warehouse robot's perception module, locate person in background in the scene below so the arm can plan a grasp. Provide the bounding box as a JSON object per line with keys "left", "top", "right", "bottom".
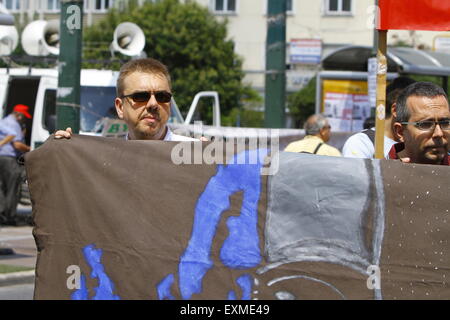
{"left": 0, "top": 104, "right": 31, "bottom": 224}
{"left": 342, "top": 76, "right": 416, "bottom": 159}
{"left": 284, "top": 114, "right": 341, "bottom": 157}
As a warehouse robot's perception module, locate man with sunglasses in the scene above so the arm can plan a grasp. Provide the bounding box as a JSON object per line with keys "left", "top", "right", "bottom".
{"left": 56, "top": 58, "right": 197, "bottom": 142}
{"left": 388, "top": 81, "right": 450, "bottom": 165}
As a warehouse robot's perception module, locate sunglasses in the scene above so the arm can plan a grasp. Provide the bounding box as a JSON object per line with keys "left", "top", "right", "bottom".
{"left": 121, "top": 91, "right": 172, "bottom": 104}
{"left": 401, "top": 119, "right": 450, "bottom": 131}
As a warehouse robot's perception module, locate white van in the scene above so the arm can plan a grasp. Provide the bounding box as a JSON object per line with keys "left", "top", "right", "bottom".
{"left": 0, "top": 67, "right": 194, "bottom": 149}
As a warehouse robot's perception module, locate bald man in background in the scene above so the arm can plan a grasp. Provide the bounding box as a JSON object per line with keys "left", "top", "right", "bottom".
{"left": 284, "top": 114, "right": 341, "bottom": 157}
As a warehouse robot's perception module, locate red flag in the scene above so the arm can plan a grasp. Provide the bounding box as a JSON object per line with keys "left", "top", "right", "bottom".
{"left": 378, "top": 0, "right": 450, "bottom": 31}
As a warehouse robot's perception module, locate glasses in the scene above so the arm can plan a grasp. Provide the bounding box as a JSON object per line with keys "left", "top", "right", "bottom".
{"left": 401, "top": 119, "right": 450, "bottom": 131}
{"left": 121, "top": 91, "right": 172, "bottom": 104}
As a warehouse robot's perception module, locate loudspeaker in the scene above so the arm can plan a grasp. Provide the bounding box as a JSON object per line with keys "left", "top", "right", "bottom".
{"left": 21, "top": 20, "right": 59, "bottom": 56}
{"left": 0, "top": 25, "right": 18, "bottom": 56}
{"left": 111, "top": 22, "right": 145, "bottom": 57}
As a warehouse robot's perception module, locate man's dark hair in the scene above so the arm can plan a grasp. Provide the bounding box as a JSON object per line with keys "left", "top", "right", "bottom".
{"left": 363, "top": 116, "right": 375, "bottom": 130}
{"left": 396, "top": 82, "right": 448, "bottom": 122}
{"left": 385, "top": 76, "right": 416, "bottom": 117}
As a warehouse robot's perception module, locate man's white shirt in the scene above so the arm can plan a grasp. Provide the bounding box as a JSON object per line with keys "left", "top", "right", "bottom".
{"left": 342, "top": 129, "right": 396, "bottom": 159}
{"left": 126, "top": 126, "right": 199, "bottom": 141}
{"left": 163, "top": 127, "right": 199, "bottom": 141}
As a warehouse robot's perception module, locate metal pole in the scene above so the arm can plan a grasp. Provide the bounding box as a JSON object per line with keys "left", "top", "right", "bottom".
{"left": 56, "top": 0, "right": 84, "bottom": 133}
{"left": 264, "top": 0, "right": 286, "bottom": 128}
{"left": 374, "top": 30, "right": 387, "bottom": 159}
{"left": 372, "top": 0, "right": 379, "bottom": 55}
{"left": 370, "top": 0, "right": 379, "bottom": 119}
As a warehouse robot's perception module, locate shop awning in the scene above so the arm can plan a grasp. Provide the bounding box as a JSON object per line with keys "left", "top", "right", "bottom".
{"left": 322, "top": 46, "right": 450, "bottom": 77}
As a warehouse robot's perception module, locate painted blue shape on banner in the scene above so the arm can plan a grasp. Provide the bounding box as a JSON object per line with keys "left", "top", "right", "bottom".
{"left": 71, "top": 244, "right": 120, "bottom": 300}
{"left": 157, "top": 274, "right": 175, "bottom": 300}
{"left": 236, "top": 274, "right": 253, "bottom": 300}
{"left": 175, "top": 149, "right": 267, "bottom": 300}
{"left": 227, "top": 274, "right": 253, "bottom": 300}
{"left": 71, "top": 274, "right": 88, "bottom": 300}
{"left": 228, "top": 290, "right": 237, "bottom": 300}
{"left": 220, "top": 152, "right": 263, "bottom": 268}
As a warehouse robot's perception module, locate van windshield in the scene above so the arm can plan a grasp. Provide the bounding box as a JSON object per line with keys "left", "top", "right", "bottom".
{"left": 80, "top": 86, "right": 117, "bottom": 132}
{"left": 80, "top": 86, "right": 184, "bottom": 133}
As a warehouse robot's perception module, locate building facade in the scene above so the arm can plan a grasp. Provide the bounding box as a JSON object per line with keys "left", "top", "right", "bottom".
{"left": 0, "top": 0, "right": 120, "bottom": 26}
{"left": 2, "top": 0, "right": 448, "bottom": 94}
{"left": 198, "top": 0, "right": 447, "bottom": 93}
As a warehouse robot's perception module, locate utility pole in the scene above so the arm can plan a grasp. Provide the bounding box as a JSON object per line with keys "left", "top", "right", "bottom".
{"left": 374, "top": 0, "right": 387, "bottom": 159}
{"left": 264, "top": 0, "right": 286, "bottom": 128}
{"left": 56, "top": 0, "right": 84, "bottom": 133}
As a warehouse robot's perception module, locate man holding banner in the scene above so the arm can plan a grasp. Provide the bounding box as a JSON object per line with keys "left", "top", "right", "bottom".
{"left": 56, "top": 58, "right": 198, "bottom": 142}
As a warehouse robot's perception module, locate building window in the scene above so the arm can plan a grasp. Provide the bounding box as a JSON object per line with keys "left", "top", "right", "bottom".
{"left": 325, "top": 0, "right": 352, "bottom": 15}
{"left": 286, "top": 0, "right": 293, "bottom": 13}
{"left": 265, "top": 0, "right": 294, "bottom": 15}
{"left": 94, "top": 0, "right": 114, "bottom": 12}
{"left": 213, "top": 0, "right": 236, "bottom": 14}
{"left": 3, "top": 0, "right": 20, "bottom": 12}
{"left": 45, "top": 0, "right": 61, "bottom": 12}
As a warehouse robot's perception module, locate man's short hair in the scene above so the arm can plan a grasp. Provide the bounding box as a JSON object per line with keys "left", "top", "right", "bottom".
{"left": 386, "top": 76, "right": 416, "bottom": 117}
{"left": 304, "top": 114, "right": 328, "bottom": 135}
{"left": 396, "top": 82, "right": 448, "bottom": 122}
{"left": 116, "top": 58, "right": 171, "bottom": 97}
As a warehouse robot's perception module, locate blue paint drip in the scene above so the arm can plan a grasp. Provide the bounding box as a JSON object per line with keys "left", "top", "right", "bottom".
{"left": 71, "top": 244, "right": 120, "bottom": 300}
{"left": 236, "top": 274, "right": 253, "bottom": 300}
{"left": 177, "top": 149, "right": 267, "bottom": 300}
{"left": 82, "top": 244, "right": 120, "bottom": 300}
{"left": 71, "top": 274, "right": 88, "bottom": 300}
{"left": 157, "top": 274, "right": 175, "bottom": 300}
{"left": 227, "top": 275, "right": 253, "bottom": 300}
{"left": 228, "top": 290, "right": 237, "bottom": 300}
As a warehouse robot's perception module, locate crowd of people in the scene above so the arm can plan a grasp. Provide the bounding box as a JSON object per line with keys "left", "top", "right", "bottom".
{"left": 0, "top": 57, "right": 449, "bottom": 225}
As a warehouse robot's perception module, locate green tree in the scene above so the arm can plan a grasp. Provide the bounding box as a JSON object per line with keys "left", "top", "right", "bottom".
{"left": 287, "top": 77, "right": 316, "bottom": 128}
{"left": 82, "top": 0, "right": 258, "bottom": 123}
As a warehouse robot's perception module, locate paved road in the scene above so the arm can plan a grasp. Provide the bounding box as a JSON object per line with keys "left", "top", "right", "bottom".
{"left": 0, "top": 284, "right": 34, "bottom": 300}
{"left": 0, "top": 226, "right": 36, "bottom": 300}
{"left": 0, "top": 226, "right": 36, "bottom": 268}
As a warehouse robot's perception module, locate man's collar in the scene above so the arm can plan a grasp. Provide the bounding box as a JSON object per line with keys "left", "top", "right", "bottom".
{"left": 444, "top": 154, "right": 449, "bottom": 165}
{"left": 305, "top": 135, "right": 324, "bottom": 143}
{"left": 388, "top": 142, "right": 405, "bottom": 159}
{"left": 163, "top": 126, "right": 172, "bottom": 141}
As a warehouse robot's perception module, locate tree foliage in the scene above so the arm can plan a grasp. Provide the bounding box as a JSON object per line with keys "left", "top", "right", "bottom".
{"left": 82, "top": 0, "right": 258, "bottom": 121}
{"left": 287, "top": 77, "right": 317, "bottom": 128}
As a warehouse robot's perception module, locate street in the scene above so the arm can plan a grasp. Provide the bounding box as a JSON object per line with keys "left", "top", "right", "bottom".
{"left": 0, "top": 225, "right": 36, "bottom": 300}
{"left": 0, "top": 284, "right": 33, "bottom": 300}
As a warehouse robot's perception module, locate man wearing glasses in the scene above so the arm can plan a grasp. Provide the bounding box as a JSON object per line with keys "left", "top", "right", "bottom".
{"left": 56, "top": 58, "right": 197, "bottom": 142}
{"left": 389, "top": 82, "right": 449, "bottom": 165}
